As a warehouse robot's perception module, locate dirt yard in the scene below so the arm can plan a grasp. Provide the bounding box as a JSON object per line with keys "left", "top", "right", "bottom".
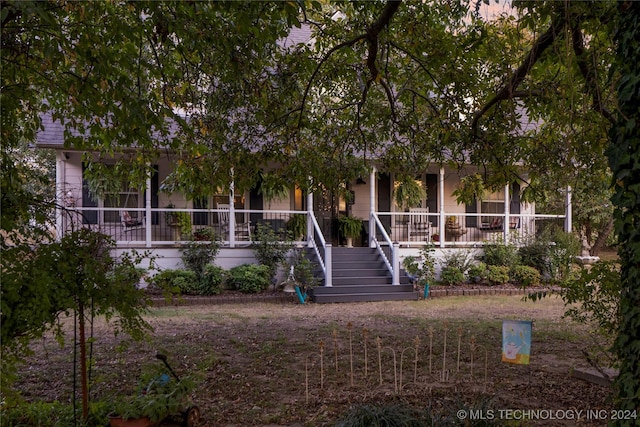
{"left": 13, "top": 293, "right": 615, "bottom": 426}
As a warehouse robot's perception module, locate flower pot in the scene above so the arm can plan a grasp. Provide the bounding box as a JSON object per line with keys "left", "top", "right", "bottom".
{"left": 108, "top": 414, "right": 152, "bottom": 427}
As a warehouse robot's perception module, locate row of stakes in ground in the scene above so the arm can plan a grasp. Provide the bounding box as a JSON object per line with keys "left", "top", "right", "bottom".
{"left": 303, "top": 321, "right": 490, "bottom": 404}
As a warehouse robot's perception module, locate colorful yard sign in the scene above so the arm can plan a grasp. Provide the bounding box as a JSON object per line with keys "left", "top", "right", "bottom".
{"left": 502, "top": 320, "right": 532, "bottom": 365}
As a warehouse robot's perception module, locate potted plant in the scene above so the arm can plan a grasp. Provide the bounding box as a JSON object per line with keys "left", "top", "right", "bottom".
{"left": 402, "top": 245, "right": 436, "bottom": 299}
{"left": 258, "top": 171, "right": 289, "bottom": 208}
{"left": 165, "top": 204, "right": 192, "bottom": 239}
{"left": 107, "top": 397, "right": 152, "bottom": 427}
{"left": 286, "top": 213, "right": 307, "bottom": 242}
{"left": 393, "top": 176, "right": 426, "bottom": 211}
{"left": 108, "top": 359, "right": 197, "bottom": 427}
{"left": 338, "top": 216, "right": 363, "bottom": 247}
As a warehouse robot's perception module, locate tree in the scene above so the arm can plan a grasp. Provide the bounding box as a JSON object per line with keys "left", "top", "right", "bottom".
{"left": 1, "top": 229, "right": 151, "bottom": 420}
{"left": 2, "top": 0, "right": 638, "bottom": 415}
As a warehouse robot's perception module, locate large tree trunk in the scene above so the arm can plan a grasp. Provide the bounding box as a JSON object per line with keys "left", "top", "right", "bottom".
{"left": 590, "top": 218, "right": 614, "bottom": 256}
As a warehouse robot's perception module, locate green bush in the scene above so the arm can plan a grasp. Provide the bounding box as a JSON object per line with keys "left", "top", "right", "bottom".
{"left": 439, "top": 267, "right": 465, "bottom": 285}
{"left": 401, "top": 246, "right": 436, "bottom": 285}
{"left": 227, "top": 264, "right": 272, "bottom": 293}
{"left": 199, "top": 264, "right": 226, "bottom": 295}
{"left": 483, "top": 239, "right": 519, "bottom": 269}
{"left": 467, "top": 262, "right": 488, "bottom": 283}
{"left": 172, "top": 271, "right": 200, "bottom": 295}
{"left": 518, "top": 242, "right": 551, "bottom": 277}
{"left": 562, "top": 260, "right": 621, "bottom": 334}
{"left": 441, "top": 250, "right": 474, "bottom": 273}
{"left": 511, "top": 265, "right": 541, "bottom": 287}
{"left": 335, "top": 403, "right": 430, "bottom": 427}
{"left": 152, "top": 269, "right": 198, "bottom": 295}
{"left": 547, "top": 230, "right": 580, "bottom": 282}
{"left": 252, "top": 222, "right": 292, "bottom": 279}
{"left": 181, "top": 229, "right": 220, "bottom": 275}
{"left": 486, "top": 265, "right": 510, "bottom": 285}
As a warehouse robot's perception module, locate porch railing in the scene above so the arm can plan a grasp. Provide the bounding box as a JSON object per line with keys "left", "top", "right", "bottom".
{"left": 308, "top": 212, "right": 331, "bottom": 287}
{"left": 58, "top": 208, "right": 566, "bottom": 249}
{"left": 58, "top": 207, "right": 311, "bottom": 247}
{"left": 375, "top": 212, "right": 566, "bottom": 247}
{"left": 370, "top": 212, "right": 399, "bottom": 285}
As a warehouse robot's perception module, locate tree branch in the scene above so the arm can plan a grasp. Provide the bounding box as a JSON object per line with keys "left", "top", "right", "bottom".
{"left": 571, "top": 24, "right": 615, "bottom": 124}
{"left": 297, "top": 0, "right": 401, "bottom": 128}
{"left": 471, "top": 14, "right": 566, "bottom": 137}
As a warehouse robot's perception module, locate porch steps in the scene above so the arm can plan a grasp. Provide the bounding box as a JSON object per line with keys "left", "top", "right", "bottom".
{"left": 308, "top": 247, "right": 418, "bottom": 304}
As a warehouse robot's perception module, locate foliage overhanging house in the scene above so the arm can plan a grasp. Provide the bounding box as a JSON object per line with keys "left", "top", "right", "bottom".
{"left": 37, "top": 112, "right": 572, "bottom": 303}
{"left": 36, "top": 26, "right": 572, "bottom": 303}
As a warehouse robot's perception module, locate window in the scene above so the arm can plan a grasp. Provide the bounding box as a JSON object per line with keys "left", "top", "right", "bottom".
{"left": 480, "top": 192, "right": 504, "bottom": 224}
{"left": 104, "top": 184, "right": 142, "bottom": 223}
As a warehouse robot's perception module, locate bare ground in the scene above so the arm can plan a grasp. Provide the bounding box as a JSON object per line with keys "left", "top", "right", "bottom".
{"left": 13, "top": 293, "right": 615, "bottom": 426}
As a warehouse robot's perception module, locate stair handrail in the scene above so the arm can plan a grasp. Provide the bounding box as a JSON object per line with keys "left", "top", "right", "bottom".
{"left": 308, "top": 212, "right": 332, "bottom": 287}
{"left": 370, "top": 213, "right": 399, "bottom": 285}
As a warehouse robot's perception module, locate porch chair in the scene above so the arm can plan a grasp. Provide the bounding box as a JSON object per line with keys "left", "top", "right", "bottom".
{"left": 216, "top": 204, "right": 252, "bottom": 243}
{"left": 120, "top": 210, "right": 144, "bottom": 238}
{"left": 407, "top": 208, "right": 431, "bottom": 242}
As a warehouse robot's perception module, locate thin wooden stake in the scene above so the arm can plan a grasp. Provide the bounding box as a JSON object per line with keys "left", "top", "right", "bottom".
{"left": 428, "top": 326, "right": 434, "bottom": 375}
{"left": 377, "top": 336, "right": 383, "bottom": 385}
{"left": 333, "top": 328, "right": 338, "bottom": 373}
{"left": 442, "top": 321, "right": 448, "bottom": 381}
{"left": 319, "top": 340, "right": 325, "bottom": 390}
{"left": 457, "top": 326, "right": 463, "bottom": 373}
{"left": 347, "top": 322, "right": 353, "bottom": 387}
{"left": 363, "top": 328, "right": 369, "bottom": 378}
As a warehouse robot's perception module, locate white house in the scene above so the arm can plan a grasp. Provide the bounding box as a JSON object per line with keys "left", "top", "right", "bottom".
{"left": 36, "top": 110, "right": 571, "bottom": 303}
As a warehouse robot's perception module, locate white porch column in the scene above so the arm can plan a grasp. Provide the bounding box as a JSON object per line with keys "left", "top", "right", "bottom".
{"left": 229, "top": 171, "right": 236, "bottom": 248}
{"left": 565, "top": 185, "right": 572, "bottom": 233}
{"left": 503, "top": 184, "right": 510, "bottom": 243}
{"left": 369, "top": 167, "right": 376, "bottom": 247}
{"left": 439, "top": 167, "right": 445, "bottom": 248}
{"left": 145, "top": 173, "right": 152, "bottom": 248}
{"left": 324, "top": 243, "right": 332, "bottom": 287}
{"left": 307, "top": 182, "right": 314, "bottom": 248}
{"left": 392, "top": 241, "right": 400, "bottom": 285}
{"left": 55, "top": 152, "right": 64, "bottom": 241}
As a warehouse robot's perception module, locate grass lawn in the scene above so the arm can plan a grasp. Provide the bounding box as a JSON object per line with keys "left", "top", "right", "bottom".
{"left": 10, "top": 295, "right": 614, "bottom": 426}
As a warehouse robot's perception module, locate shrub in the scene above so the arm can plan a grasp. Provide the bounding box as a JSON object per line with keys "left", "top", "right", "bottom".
{"left": 482, "top": 239, "right": 519, "bottom": 269}
{"left": 172, "top": 271, "right": 200, "bottom": 295}
{"left": 335, "top": 403, "right": 430, "bottom": 427}
{"left": 152, "top": 269, "right": 198, "bottom": 295}
{"left": 519, "top": 227, "right": 580, "bottom": 283}
{"left": 440, "top": 267, "right": 465, "bottom": 285}
{"left": 518, "top": 242, "right": 551, "bottom": 277}
{"left": 227, "top": 264, "right": 272, "bottom": 293}
{"left": 181, "top": 229, "right": 220, "bottom": 275}
{"left": 467, "top": 262, "right": 488, "bottom": 284}
{"left": 547, "top": 230, "right": 580, "bottom": 282}
{"left": 441, "top": 250, "right": 474, "bottom": 274}
{"left": 511, "top": 265, "right": 541, "bottom": 287}
{"left": 486, "top": 265, "right": 510, "bottom": 285}
{"left": 252, "top": 223, "right": 292, "bottom": 280}
{"left": 562, "top": 260, "right": 621, "bottom": 334}
{"left": 198, "top": 264, "right": 226, "bottom": 295}
{"left": 401, "top": 245, "right": 436, "bottom": 285}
